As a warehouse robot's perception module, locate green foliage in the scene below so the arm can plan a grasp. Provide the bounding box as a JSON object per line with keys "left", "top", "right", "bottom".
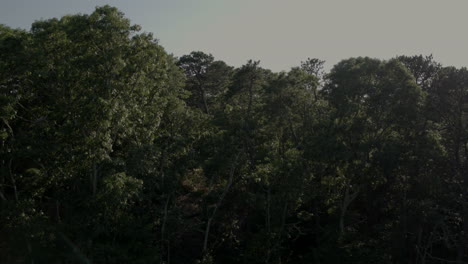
{"left": 1, "top": 7, "right": 467, "bottom": 264}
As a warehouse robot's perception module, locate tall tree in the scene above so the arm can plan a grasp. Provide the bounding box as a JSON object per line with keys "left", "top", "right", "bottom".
{"left": 178, "top": 51, "right": 233, "bottom": 115}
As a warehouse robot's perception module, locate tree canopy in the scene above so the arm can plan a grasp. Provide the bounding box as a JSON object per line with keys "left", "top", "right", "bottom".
{"left": 1, "top": 6, "right": 468, "bottom": 264}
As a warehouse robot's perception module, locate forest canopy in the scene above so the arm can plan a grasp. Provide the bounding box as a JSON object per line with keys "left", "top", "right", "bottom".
{"left": 1, "top": 5, "right": 468, "bottom": 264}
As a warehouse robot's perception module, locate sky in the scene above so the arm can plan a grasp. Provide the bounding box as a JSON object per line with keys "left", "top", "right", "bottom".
{"left": 1, "top": 0, "right": 468, "bottom": 72}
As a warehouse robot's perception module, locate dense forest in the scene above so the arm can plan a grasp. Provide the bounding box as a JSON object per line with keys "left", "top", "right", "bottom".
{"left": 1, "top": 6, "right": 467, "bottom": 264}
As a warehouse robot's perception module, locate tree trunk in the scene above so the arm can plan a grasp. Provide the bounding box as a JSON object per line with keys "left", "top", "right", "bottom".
{"left": 161, "top": 195, "right": 171, "bottom": 264}
{"left": 201, "top": 87, "right": 210, "bottom": 115}
{"left": 8, "top": 159, "right": 18, "bottom": 202}
{"left": 340, "top": 184, "right": 359, "bottom": 235}
{"left": 203, "top": 155, "right": 238, "bottom": 253}
{"left": 91, "top": 162, "right": 98, "bottom": 196}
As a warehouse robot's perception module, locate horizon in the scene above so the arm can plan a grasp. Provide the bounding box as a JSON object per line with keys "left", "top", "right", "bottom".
{"left": 2, "top": 0, "right": 468, "bottom": 71}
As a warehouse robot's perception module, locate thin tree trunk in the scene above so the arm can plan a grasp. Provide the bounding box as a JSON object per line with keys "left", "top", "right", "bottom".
{"left": 1, "top": 151, "right": 5, "bottom": 202}
{"left": 201, "top": 87, "right": 210, "bottom": 115}
{"left": 266, "top": 186, "right": 271, "bottom": 235}
{"left": 91, "top": 162, "right": 98, "bottom": 196}
{"left": 266, "top": 201, "right": 288, "bottom": 264}
{"left": 340, "top": 184, "right": 359, "bottom": 235}
{"left": 456, "top": 110, "right": 467, "bottom": 264}
{"left": 8, "top": 159, "right": 18, "bottom": 202}
{"left": 27, "top": 239, "right": 34, "bottom": 264}
{"left": 0, "top": 189, "right": 6, "bottom": 201}
{"left": 161, "top": 195, "right": 170, "bottom": 264}
{"left": 203, "top": 155, "right": 238, "bottom": 253}
{"left": 457, "top": 162, "right": 468, "bottom": 263}
{"left": 56, "top": 200, "right": 61, "bottom": 223}
{"left": 265, "top": 186, "right": 271, "bottom": 263}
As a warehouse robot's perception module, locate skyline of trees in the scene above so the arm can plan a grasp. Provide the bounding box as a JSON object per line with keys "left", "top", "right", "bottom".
{"left": 1, "top": 5, "right": 467, "bottom": 264}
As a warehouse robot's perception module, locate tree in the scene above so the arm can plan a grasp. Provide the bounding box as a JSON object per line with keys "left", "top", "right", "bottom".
{"left": 178, "top": 51, "right": 233, "bottom": 115}
{"left": 430, "top": 67, "right": 468, "bottom": 263}
{"left": 0, "top": 6, "right": 200, "bottom": 263}
{"left": 3, "top": 6, "right": 468, "bottom": 263}
{"left": 320, "top": 57, "right": 428, "bottom": 262}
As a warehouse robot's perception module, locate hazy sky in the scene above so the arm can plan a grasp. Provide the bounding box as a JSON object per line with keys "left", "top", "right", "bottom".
{"left": 1, "top": 0, "right": 468, "bottom": 71}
